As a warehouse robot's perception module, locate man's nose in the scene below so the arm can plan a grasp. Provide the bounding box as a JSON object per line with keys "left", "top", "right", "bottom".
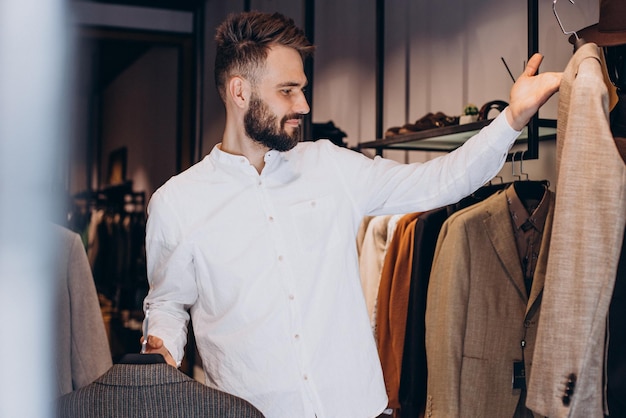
{"left": 294, "top": 91, "right": 310, "bottom": 115}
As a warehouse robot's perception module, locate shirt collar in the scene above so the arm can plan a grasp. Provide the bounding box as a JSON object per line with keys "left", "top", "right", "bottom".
{"left": 210, "top": 144, "right": 283, "bottom": 170}
{"left": 209, "top": 143, "right": 295, "bottom": 182}
{"left": 210, "top": 143, "right": 252, "bottom": 168}
{"left": 505, "top": 183, "right": 550, "bottom": 233}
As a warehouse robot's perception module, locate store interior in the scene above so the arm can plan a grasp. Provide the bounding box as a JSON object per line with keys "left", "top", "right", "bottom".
{"left": 64, "top": 0, "right": 599, "bottom": 364}
{"left": 4, "top": 0, "right": 625, "bottom": 416}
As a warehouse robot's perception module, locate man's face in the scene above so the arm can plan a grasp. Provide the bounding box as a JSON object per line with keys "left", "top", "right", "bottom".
{"left": 244, "top": 92, "right": 301, "bottom": 152}
{"left": 244, "top": 45, "right": 310, "bottom": 152}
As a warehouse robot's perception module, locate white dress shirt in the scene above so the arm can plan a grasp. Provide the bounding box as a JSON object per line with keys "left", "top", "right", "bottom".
{"left": 144, "top": 110, "right": 520, "bottom": 418}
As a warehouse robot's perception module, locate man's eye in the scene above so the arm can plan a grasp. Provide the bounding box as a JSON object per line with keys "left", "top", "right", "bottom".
{"left": 281, "top": 89, "right": 292, "bottom": 95}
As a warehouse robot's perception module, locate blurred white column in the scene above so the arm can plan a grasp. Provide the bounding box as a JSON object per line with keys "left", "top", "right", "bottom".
{"left": 0, "top": 0, "right": 70, "bottom": 417}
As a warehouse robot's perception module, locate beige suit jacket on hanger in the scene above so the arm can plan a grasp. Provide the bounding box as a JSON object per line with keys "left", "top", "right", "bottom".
{"left": 526, "top": 43, "right": 626, "bottom": 418}
{"left": 425, "top": 189, "right": 554, "bottom": 418}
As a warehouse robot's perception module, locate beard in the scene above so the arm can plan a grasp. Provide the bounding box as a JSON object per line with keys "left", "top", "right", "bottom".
{"left": 244, "top": 95, "right": 301, "bottom": 152}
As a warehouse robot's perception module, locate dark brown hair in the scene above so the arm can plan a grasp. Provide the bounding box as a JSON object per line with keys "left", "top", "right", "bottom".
{"left": 214, "top": 11, "right": 315, "bottom": 101}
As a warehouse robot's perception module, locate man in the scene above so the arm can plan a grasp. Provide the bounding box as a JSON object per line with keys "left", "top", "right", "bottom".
{"left": 143, "top": 10, "right": 561, "bottom": 418}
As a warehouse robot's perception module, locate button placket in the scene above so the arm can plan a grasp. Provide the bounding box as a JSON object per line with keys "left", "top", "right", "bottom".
{"left": 256, "top": 181, "right": 313, "bottom": 395}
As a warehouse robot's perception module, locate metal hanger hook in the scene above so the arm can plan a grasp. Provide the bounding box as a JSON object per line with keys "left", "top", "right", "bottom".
{"left": 553, "top": 0, "right": 579, "bottom": 40}
{"left": 512, "top": 151, "right": 521, "bottom": 180}
{"left": 519, "top": 152, "right": 529, "bottom": 181}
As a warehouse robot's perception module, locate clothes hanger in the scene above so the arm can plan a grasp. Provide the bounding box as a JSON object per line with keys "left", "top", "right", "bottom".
{"left": 518, "top": 151, "right": 530, "bottom": 181}
{"left": 511, "top": 151, "right": 549, "bottom": 211}
{"left": 489, "top": 174, "right": 505, "bottom": 186}
{"left": 553, "top": 0, "right": 587, "bottom": 51}
{"left": 511, "top": 150, "right": 523, "bottom": 182}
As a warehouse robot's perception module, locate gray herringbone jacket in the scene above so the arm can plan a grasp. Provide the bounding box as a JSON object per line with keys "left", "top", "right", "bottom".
{"left": 56, "top": 360, "right": 265, "bottom": 418}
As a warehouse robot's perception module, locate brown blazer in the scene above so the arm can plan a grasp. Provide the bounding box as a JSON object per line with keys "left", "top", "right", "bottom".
{"left": 526, "top": 43, "right": 626, "bottom": 418}
{"left": 425, "top": 188, "right": 554, "bottom": 417}
{"left": 376, "top": 212, "right": 420, "bottom": 412}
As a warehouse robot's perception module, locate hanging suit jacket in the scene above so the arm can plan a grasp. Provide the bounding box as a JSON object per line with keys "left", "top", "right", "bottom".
{"left": 425, "top": 188, "right": 554, "bottom": 418}
{"left": 376, "top": 212, "right": 420, "bottom": 413}
{"left": 399, "top": 207, "right": 449, "bottom": 418}
{"left": 526, "top": 42, "right": 626, "bottom": 418}
{"left": 53, "top": 223, "right": 112, "bottom": 396}
{"left": 358, "top": 214, "right": 397, "bottom": 329}
{"left": 56, "top": 354, "right": 265, "bottom": 418}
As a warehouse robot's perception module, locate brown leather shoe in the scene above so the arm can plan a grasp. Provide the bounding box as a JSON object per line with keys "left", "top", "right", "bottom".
{"left": 429, "top": 111, "right": 459, "bottom": 127}
{"left": 398, "top": 112, "right": 436, "bottom": 133}
{"left": 384, "top": 126, "right": 402, "bottom": 137}
{"left": 386, "top": 111, "right": 460, "bottom": 136}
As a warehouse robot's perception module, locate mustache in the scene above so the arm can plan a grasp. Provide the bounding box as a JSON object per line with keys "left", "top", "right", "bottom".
{"left": 281, "top": 113, "right": 303, "bottom": 124}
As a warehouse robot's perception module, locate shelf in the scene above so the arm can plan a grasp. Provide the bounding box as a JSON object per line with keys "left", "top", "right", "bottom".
{"left": 357, "top": 118, "right": 556, "bottom": 154}
{"left": 371, "top": 1, "right": 543, "bottom": 159}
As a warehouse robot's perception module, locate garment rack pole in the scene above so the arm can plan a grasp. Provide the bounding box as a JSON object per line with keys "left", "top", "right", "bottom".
{"left": 375, "top": 0, "right": 385, "bottom": 140}
{"left": 524, "top": 0, "right": 540, "bottom": 161}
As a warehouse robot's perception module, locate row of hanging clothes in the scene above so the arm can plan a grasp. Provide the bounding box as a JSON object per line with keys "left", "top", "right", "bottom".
{"left": 67, "top": 181, "right": 149, "bottom": 360}
{"left": 529, "top": 3, "right": 626, "bottom": 417}
{"left": 357, "top": 23, "right": 626, "bottom": 416}
{"left": 357, "top": 163, "right": 551, "bottom": 418}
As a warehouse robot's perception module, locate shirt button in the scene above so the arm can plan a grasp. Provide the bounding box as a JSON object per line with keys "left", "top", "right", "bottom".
{"left": 268, "top": 216, "right": 274, "bottom": 222}
{"left": 257, "top": 180, "right": 262, "bottom": 186}
{"left": 303, "top": 374, "right": 308, "bottom": 380}
{"left": 288, "top": 294, "right": 295, "bottom": 300}
{"left": 278, "top": 255, "right": 284, "bottom": 261}
{"left": 294, "top": 334, "right": 300, "bottom": 340}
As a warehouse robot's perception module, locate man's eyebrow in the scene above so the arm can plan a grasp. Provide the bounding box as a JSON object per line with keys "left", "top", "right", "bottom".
{"left": 276, "top": 81, "right": 308, "bottom": 88}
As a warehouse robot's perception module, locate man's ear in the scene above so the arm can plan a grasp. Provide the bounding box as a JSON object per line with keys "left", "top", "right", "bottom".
{"left": 228, "top": 76, "right": 250, "bottom": 109}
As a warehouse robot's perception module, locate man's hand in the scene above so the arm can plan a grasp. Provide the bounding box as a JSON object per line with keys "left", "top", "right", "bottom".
{"left": 506, "top": 53, "right": 562, "bottom": 131}
{"left": 141, "top": 335, "right": 177, "bottom": 367}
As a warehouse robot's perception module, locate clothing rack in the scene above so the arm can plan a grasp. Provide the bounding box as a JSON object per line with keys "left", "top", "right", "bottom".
{"left": 72, "top": 182, "right": 144, "bottom": 213}
{"left": 68, "top": 181, "right": 148, "bottom": 362}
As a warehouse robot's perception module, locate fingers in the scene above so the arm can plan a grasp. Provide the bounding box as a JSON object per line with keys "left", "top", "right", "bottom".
{"left": 140, "top": 335, "right": 161, "bottom": 349}
{"left": 539, "top": 71, "right": 562, "bottom": 100}
{"left": 141, "top": 335, "right": 177, "bottom": 367}
{"left": 506, "top": 52, "right": 562, "bottom": 130}
{"left": 146, "top": 335, "right": 163, "bottom": 349}
{"left": 523, "top": 53, "right": 544, "bottom": 77}
{"left": 529, "top": 71, "right": 562, "bottom": 104}
{"left": 546, "top": 72, "right": 563, "bottom": 93}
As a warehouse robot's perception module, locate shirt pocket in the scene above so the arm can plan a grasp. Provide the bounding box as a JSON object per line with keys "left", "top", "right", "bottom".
{"left": 288, "top": 195, "right": 342, "bottom": 252}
